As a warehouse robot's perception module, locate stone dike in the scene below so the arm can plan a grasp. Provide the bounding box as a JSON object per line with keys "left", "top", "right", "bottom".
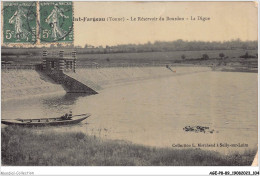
{"left": 2, "top": 70, "right": 66, "bottom": 102}
{"left": 1, "top": 66, "right": 211, "bottom": 101}
{"left": 66, "top": 66, "right": 211, "bottom": 89}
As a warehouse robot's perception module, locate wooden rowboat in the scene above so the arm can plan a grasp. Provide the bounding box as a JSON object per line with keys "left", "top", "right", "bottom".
{"left": 1, "top": 113, "right": 91, "bottom": 127}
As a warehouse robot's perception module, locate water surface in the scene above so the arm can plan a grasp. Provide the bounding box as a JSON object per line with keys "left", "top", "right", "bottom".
{"left": 2, "top": 70, "right": 257, "bottom": 154}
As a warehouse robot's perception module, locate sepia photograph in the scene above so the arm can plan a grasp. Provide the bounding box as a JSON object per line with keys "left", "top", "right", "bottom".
{"left": 1, "top": 1, "right": 259, "bottom": 174}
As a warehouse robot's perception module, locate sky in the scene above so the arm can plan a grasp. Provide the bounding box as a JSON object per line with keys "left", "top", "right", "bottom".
{"left": 73, "top": 1, "right": 258, "bottom": 47}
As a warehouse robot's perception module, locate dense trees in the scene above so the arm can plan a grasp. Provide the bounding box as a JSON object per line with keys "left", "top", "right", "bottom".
{"left": 2, "top": 39, "right": 257, "bottom": 54}
{"left": 202, "top": 54, "right": 209, "bottom": 60}
{"left": 219, "top": 53, "right": 225, "bottom": 59}
{"left": 108, "top": 39, "right": 257, "bottom": 53}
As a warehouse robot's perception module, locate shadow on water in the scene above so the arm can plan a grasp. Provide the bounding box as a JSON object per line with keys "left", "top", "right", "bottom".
{"left": 2, "top": 92, "right": 94, "bottom": 121}
{"left": 40, "top": 93, "right": 93, "bottom": 116}
{"left": 41, "top": 93, "right": 91, "bottom": 108}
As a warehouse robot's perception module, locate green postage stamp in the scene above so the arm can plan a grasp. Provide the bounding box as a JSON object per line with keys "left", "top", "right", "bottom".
{"left": 3, "top": 1, "right": 37, "bottom": 43}
{"left": 39, "top": 1, "right": 73, "bottom": 43}
{"left": 2, "top": 1, "right": 73, "bottom": 44}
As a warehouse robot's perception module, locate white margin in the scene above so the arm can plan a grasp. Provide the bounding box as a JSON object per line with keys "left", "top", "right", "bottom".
{"left": 0, "top": 0, "right": 259, "bottom": 175}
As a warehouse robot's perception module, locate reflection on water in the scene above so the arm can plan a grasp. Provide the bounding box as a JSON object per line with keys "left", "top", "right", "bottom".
{"left": 42, "top": 93, "right": 90, "bottom": 108}
{"left": 1, "top": 70, "right": 258, "bottom": 154}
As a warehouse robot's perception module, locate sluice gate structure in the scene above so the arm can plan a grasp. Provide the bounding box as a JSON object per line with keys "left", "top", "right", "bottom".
{"left": 42, "top": 50, "right": 98, "bottom": 95}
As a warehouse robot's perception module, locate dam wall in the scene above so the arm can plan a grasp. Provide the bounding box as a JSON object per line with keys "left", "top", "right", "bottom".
{"left": 2, "top": 70, "right": 66, "bottom": 101}
{"left": 66, "top": 66, "right": 211, "bottom": 89}
{"left": 2, "top": 66, "right": 211, "bottom": 101}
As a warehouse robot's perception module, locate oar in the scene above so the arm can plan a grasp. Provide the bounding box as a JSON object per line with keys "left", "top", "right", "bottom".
{"left": 72, "top": 113, "right": 91, "bottom": 117}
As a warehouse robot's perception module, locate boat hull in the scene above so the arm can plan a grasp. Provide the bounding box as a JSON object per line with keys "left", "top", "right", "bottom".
{"left": 1, "top": 114, "right": 90, "bottom": 127}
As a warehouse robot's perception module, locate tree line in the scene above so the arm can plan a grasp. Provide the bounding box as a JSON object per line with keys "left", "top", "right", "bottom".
{"left": 2, "top": 39, "right": 257, "bottom": 54}
{"left": 109, "top": 39, "right": 257, "bottom": 53}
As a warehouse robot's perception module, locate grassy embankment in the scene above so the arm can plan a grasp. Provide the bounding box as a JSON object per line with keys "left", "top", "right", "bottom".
{"left": 1, "top": 126, "right": 256, "bottom": 166}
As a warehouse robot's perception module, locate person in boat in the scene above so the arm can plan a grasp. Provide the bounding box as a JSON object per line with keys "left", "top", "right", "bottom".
{"left": 61, "top": 114, "right": 67, "bottom": 120}
{"left": 67, "top": 111, "right": 73, "bottom": 120}
{"left": 61, "top": 111, "right": 73, "bottom": 120}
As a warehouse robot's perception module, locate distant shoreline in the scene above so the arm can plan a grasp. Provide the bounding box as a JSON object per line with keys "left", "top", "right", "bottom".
{"left": 213, "top": 66, "right": 257, "bottom": 73}
{"left": 2, "top": 48, "right": 257, "bottom": 72}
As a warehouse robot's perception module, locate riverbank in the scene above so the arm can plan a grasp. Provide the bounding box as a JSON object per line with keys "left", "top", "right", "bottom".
{"left": 1, "top": 126, "right": 256, "bottom": 166}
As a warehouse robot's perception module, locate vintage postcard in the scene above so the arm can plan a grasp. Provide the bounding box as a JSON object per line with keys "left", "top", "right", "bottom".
{"left": 1, "top": 0, "right": 259, "bottom": 175}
